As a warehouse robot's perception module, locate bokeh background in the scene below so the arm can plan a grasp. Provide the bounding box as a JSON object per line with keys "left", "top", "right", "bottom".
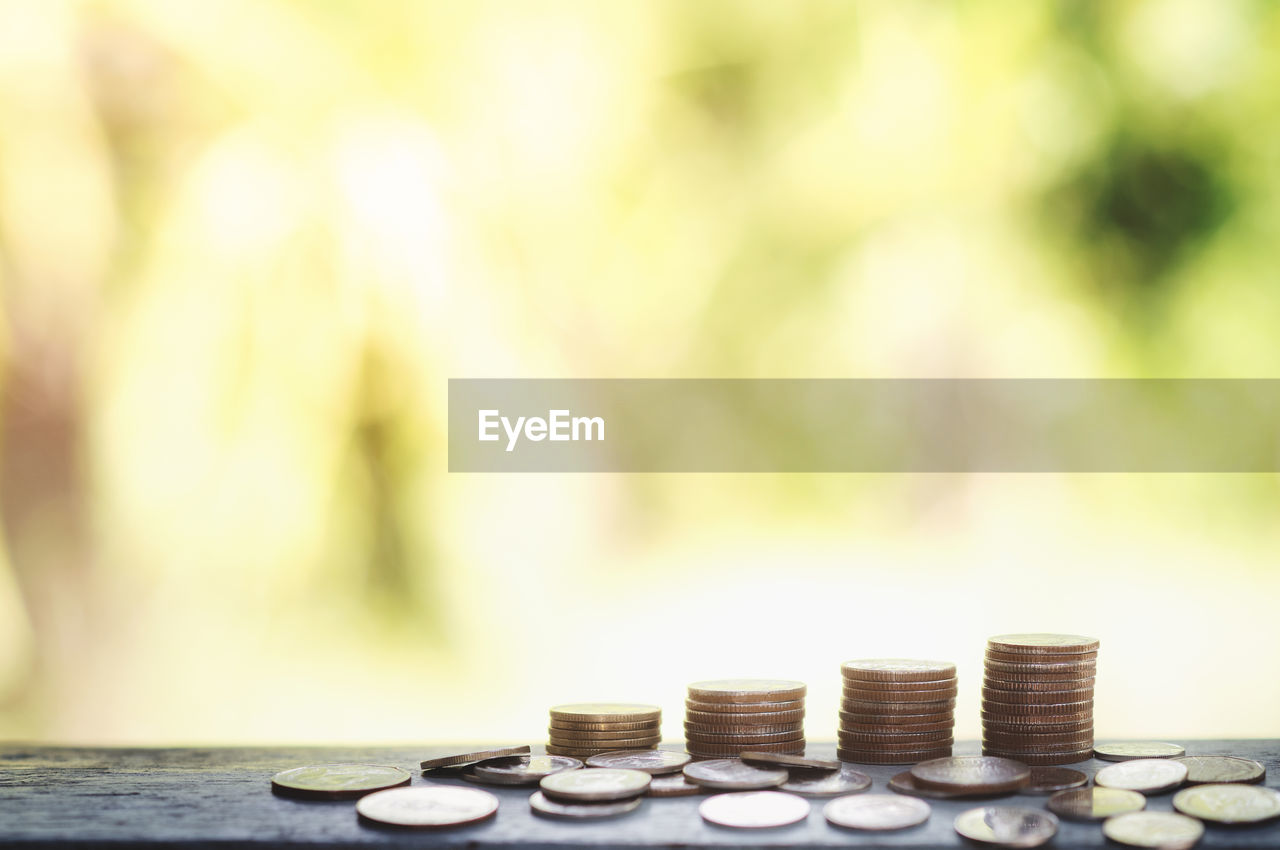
{"left": 1, "top": 0, "right": 1278, "bottom": 746}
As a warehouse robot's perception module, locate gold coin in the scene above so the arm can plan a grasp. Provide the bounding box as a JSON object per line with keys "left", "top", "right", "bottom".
{"left": 840, "top": 676, "right": 957, "bottom": 691}
{"left": 840, "top": 658, "right": 957, "bottom": 682}
{"left": 781, "top": 764, "right": 873, "bottom": 797}
{"left": 840, "top": 718, "right": 954, "bottom": 734}
{"left": 844, "top": 685, "right": 958, "bottom": 703}
{"left": 953, "top": 805, "right": 1059, "bottom": 847}
{"left": 687, "top": 679, "right": 806, "bottom": 703}
{"left": 740, "top": 751, "right": 840, "bottom": 771}
{"left": 698, "top": 790, "right": 811, "bottom": 828}
{"left": 529, "top": 790, "right": 643, "bottom": 819}
{"left": 682, "top": 758, "right": 788, "bottom": 790}
{"left": 355, "top": 786, "right": 499, "bottom": 827}
{"left": 688, "top": 740, "right": 804, "bottom": 757}
{"left": 1095, "top": 759, "right": 1189, "bottom": 794}
{"left": 540, "top": 767, "right": 651, "bottom": 802}
{"left": 986, "top": 634, "right": 1099, "bottom": 654}
{"left": 271, "top": 764, "right": 412, "bottom": 800}
{"left": 1046, "top": 786, "right": 1145, "bottom": 822}
{"left": 1094, "top": 742, "right": 1185, "bottom": 761}
{"left": 1174, "top": 755, "right": 1266, "bottom": 785}
{"left": 824, "top": 793, "right": 932, "bottom": 830}
{"left": 686, "top": 698, "right": 804, "bottom": 714}
{"left": 647, "top": 773, "right": 705, "bottom": 797}
{"left": 837, "top": 746, "right": 952, "bottom": 765}
{"left": 1103, "top": 811, "right": 1204, "bottom": 850}
{"left": 842, "top": 698, "right": 956, "bottom": 714}
{"left": 419, "top": 746, "right": 532, "bottom": 771}
{"left": 682, "top": 722, "right": 802, "bottom": 737}
{"left": 910, "top": 756, "right": 1030, "bottom": 794}
{"left": 550, "top": 719, "right": 661, "bottom": 732}
{"left": 980, "top": 699, "right": 1092, "bottom": 715}
{"left": 585, "top": 750, "right": 691, "bottom": 775}
{"left": 983, "top": 658, "right": 1097, "bottom": 675}
{"left": 685, "top": 708, "right": 804, "bottom": 725}
{"left": 548, "top": 727, "right": 660, "bottom": 742}
{"left": 839, "top": 730, "right": 956, "bottom": 745}
{"left": 1172, "top": 783, "right": 1280, "bottom": 824}
{"left": 549, "top": 703, "right": 661, "bottom": 722}
{"left": 980, "top": 748, "right": 1092, "bottom": 766}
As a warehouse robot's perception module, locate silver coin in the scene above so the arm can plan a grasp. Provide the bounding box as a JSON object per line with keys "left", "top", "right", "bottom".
{"left": 1172, "top": 783, "right": 1280, "bottom": 825}
{"left": 953, "top": 806, "right": 1059, "bottom": 847}
{"left": 271, "top": 763, "right": 411, "bottom": 799}
{"left": 683, "top": 758, "right": 788, "bottom": 790}
{"left": 1094, "top": 742, "right": 1185, "bottom": 762}
{"left": 585, "top": 750, "right": 691, "bottom": 775}
{"left": 539, "top": 768, "right": 650, "bottom": 802}
{"left": 1103, "top": 812, "right": 1205, "bottom": 850}
{"left": 1095, "top": 759, "right": 1188, "bottom": 794}
{"left": 740, "top": 751, "right": 840, "bottom": 771}
{"left": 781, "top": 765, "right": 872, "bottom": 797}
{"left": 647, "top": 773, "right": 705, "bottom": 797}
{"left": 355, "top": 786, "right": 499, "bottom": 828}
{"left": 529, "top": 790, "right": 643, "bottom": 819}
{"left": 824, "top": 793, "right": 931, "bottom": 830}
{"left": 1046, "top": 786, "right": 1145, "bottom": 822}
{"left": 1174, "top": 755, "right": 1266, "bottom": 785}
{"left": 699, "top": 790, "right": 811, "bottom": 828}
{"left": 468, "top": 755, "right": 581, "bottom": 786}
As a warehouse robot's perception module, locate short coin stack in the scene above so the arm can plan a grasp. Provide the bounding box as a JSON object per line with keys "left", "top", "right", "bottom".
{"left": 837, "top": 659, "right": 957, "bottom": 764}
{"left": 981, "top": 633, "right": 1099, "bottom": 765}
{"left": 684, "top": 679, "right": 806, "bottom": 759}
{"left": 547, "top": 703, "right": 662, "bottom": 759}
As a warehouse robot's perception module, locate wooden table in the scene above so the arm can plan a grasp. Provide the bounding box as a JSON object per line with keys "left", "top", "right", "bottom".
{"left": 2, "top": 741, "right": 1276, "bottom": 848}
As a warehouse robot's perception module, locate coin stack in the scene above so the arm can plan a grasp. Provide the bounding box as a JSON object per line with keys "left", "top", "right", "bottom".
{"left": 546, "top": 703, "right": 662, "bottom": 758}
{"left": 684, "top": 679, "right": 806, "bottom": 759}
{"left": 837, "top": 659, "right": 957, "bottom": 764}
{"left": 981, "top": 633, "right": 1099, "bottom": 766}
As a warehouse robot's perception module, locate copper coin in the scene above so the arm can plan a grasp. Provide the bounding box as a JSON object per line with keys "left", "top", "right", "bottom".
{"left": 888, "top": 771, "right": 1015, "bottom": 800}
{"left": 986, "top": 634, "right": 1099, "bottom": 655}
{"left": 687, "top": 679, "right": 806, "bottom": 703}
{"left": 549, "top": 735, "right": 661, "bottom": 749}
{"left": 842, "top": 698, "right": 956, "bottom": 714}
{"left": 698, "top": 790, "right": 811, "bottom": 828}
{"left": 824, "top": 793, "right": 931, "bottom": 830}
{"left": 841, "top": 710, "right": 954, "bottom": 727}
{"left": 983, "top": 670, "right": 1096, "bottom": 685}
{"left": 687, "top": 741, "right": 805, "bottom": 758}
{"left": 837, "top": 746, "right": 952, "bottom": 765}
{"left": 546, "top": 744, "right": 656, "bottom": 758}
{"left": 647, "top": 773, "right": 705, "bottom": 797}
{"left": 529, "top": 790, "right": 642, "bottom": 819}
{"left": 980, "top": 699, "right": 1092, "bottom": 715}
{"left": 682, "top": 758, "right": 788, "bottom": 790}
{"left": 953, "top": 805, "right": 1059, "bottom": 847}
{"left": 982, "top": 730, "right": 1093, "bottom": 748}
{"left": 683, "top": 723, "right": 802, "bottom": 738}
{"left": 910, "top": 756, "right": 1030, "bottom": 793}
{"left": 549, "top": 727, "right": 661, "bottom": 742}
{"left": 419, "top": 746, "right": 532, "bottom": 771}
{"left": 840, "top": 658, "right": 957, "bottom": 682}
{"left": 549, "top": 719, "right": 661, "bottom": 732}
{"left": 585, "top": 750, "right": 691, "bottom": 775}
{"left": 844, "top": 685, "right": 958, "bottom": 703}
{"left": 1021, "top": 767, "right": 1088, "bottom": 795}
{"left": 1172, "top": 783, "right": 1280, "bottom": 824}
{"left": 980, "top": 748, "right": 1092, "bottom": 766}
{"left": 982, "top": 676, "right": 1095, "bottom": 692}
{"left": 982, "top": 719, "right": 1093, "bottom": 735}
{"left": 1094, "top": 742, "right": 1185, "bottom": 761}
{"left": 839, "top": 736, "right": 954, "bottom": 752}
{"left": 981, "top": 687, "right": 1093, "bottom": 704}
{"left": 687, "top": 698, "right": 804, "bottom": 714}
{"left": 271, "top": 764, "right": 412, "bottom": 800}
{"left": 685, "top": 730, "right": 803, "bottom": 745}
{"left": 1095, "top": 759, "right": 1188, "bottom": 794}
{"left": 985, "top": 649, "right": 1096, "bottom": 665}
{"left": 1174, "top": 755, "right": 1266, "bottom": 785}
{"left": 356, "top": 786, "right": 499, "bottom": 827}
{"left": 469, "top": 755, "right": 582, "bottom": 786}
{"left": 781, "top": 764, "right": 873, "bottom": 797}
{"left": 740, "top": 751, "right": 840, "bottom": 770}
{"left": 839, "top": 730, "right": 956, "bottom": 745}
{"left": 983, "top": 658, "right": 1097, "bottom": 675}
{"left": 1103, "top": 811, "right": 1205, "bottom": 850}
{"left": 839, "top": 676, "right": 956, "bottom": 691}
{"left": 685, "top": 708, "right": 804, "bottom": 726}
{"left": 550, "top": 703, "right": 661, "bottom": 722}
{"left": 840, "top": 718, "right": 954, "bottom": 734}
{"left": 1046, "top": 786, "right": 1145, "bottom": 822}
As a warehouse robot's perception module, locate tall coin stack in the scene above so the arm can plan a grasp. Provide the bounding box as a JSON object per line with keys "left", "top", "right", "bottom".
{"left": 684, "top": 679, "right": 806, "bottom": 759}
{"left": 981, "top": 633, "right": 1099, "bottom": 765}
{"left": 837, "top": 659, "right": 957, "bottom": 764}
{"left": 546, "top": 703, "right": 662, "bottom": 758}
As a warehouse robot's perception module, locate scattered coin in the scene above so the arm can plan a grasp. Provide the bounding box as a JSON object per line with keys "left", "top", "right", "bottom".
{"left": 698, "top": 790, "right": 811, "bottom": 828}
{"left": 419, "top": 746, "right": 531, "bottom": 772}
{"left": 887, "top": 771, "right": 1014, "bottom": 800}
{"left": 1174, "top": 755, "right": 1266, "bottom": 785}
{"left": 781, "top": 765, "right": 872, "bottom": 797}
{"left": 1095, "top": 758, "right": 1188, "bottom": 794}
{"left": 986, "top": 634, "right": 1099, "bottom": 654}
{"left": 647, "top": 773, "right": 704, "bottom": 797}
{"left": 539, "top": 768, "right": 651, "bottom": 802}
{"left": 1172, "top": 783, "right": 1280, "bottom": 825}
{"left": 837, "top": 746, "right": 954, "bottom": 765}
{"left": 739, "top": 751, "right": 840, "bottom": 771}
{"left": 824, "top": 793, "right": 931, "bottom": 830}
{"left": 585, "top": 750, "right": 691, "bottom": 775}
{"left": 468, "top": 755, "right": 581, "bottom": 786}
{"left": 910, "top": 756, "right": 1031, "bottom": 794}
{"left": 953, "top": 805, "right": 1059, "bottom": 847}
{"left": 1094, "top": 742, "right": 1185, "bottom": 761}
{"left": 1021, "top": 767, "right": 1088, "bottom": 795}
{"left": 1045, "top": 786, "right": 1146, "bottom": 822}
{"left": 271, "top": 764, "right": 412, "bottom": 800}
{"left": 687, "top": 679, "right": 806, "bottom": 703}
{"left": 683, "top": 759, "right": 788, "bottom": 790}
{"left": 1102, "top": 811, "right": 1204, "bottom": 850}
{"left": 529, "top": 790, "right": 643, "bottom": 819}
{"left": 840, "top": 659, "right": 957, "bottom": 682}
{"left": 355, "top": 786, "right": 499, "bottom": 828}
{"left": 549, "top": 703, "right": 661, "bottom": 722}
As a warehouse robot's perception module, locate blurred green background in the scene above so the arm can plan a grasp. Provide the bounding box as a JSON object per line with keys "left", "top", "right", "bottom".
{"left": 1, "top": 0, "right": 1278, "bottom": 745}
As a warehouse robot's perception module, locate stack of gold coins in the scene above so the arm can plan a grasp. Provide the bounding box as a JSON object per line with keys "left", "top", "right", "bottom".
{"left": 981, "top": 634, "right": 1099, "bottom": 765}
{"left": 547, "top": 703, "right": 662, "bottom": 758}
{"left": 836, "top": 659, "right": 957, "bottom": 764}
{"left": 683, "top": 679, "right": 806, "bottom": 759}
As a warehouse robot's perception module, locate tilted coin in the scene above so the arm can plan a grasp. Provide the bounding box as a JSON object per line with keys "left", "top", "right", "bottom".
{"left": 824, "top": 793, "right": 931, "bottom": 830}
{"left": 549, "top": 727, "right": 661, "bottom": 742}
{"left": 585, "top": 750, "right": 691, "bottom": 775}
{"left": 683, "top": 758, "right": 788, "bottom": 790}
{"left": 271, "top": 764, "right": 412, "bottom": 800}
{"left": 781, "top": 765, "right": 872, "bottom": 797}
{"left": 529, "top": 790, "right": 642, "bottom": 819}
{"left": 910, "top": 756, "right": 1031, "bottom": 794}
{"left": 1045, "top": 786, "right": 1145, "bottom": 822}
{"left": 980, "top": 748, "right": 1092, "bottom": 766}
{"left": 981, "top": 686, "right": 1094, "bottom": 704}
{"left": 840, "top": 658, "right": 957, "bottom": 682}
{"left": 888, "top": 771, "right": 1014, "bottom": 800}
{"left": 1174, "top": 755, "right": 1266, "bottom": 785}
{"left": 469, "top": 755, "right": 581, "bottom": 786}
{"left": 839, "top": 730, "right": 955, "bottom": 745}
{"left": 647, "top": 773, "right": 704, "bottom": 797}
{"left": 698, "top": 790, "right": 811, "bottom": 828}
{"left": 953, "top": 805, "right": 1059, "bottom": 847}
{"left": 687, "top": 698, "right": 804, "bottom": 714}
{"left": 739, "top": 751, "right": 840, "bottom": 771}
{"left": 840, "top": 676, "right": 957, "bottom": 691}
{"left": 1094, "top": 742, "right": 1185, "bottom": 761}
{"left": 355, "top": 786, "right": 499, "bottom": 828}
{"left": 1095, "top": 759, "right": 1188, "bottom": 794}
{"left": 686, "top": 708, "right": 804, "bottom": 726}
{"left": 549, "top": 703, "right": 661, "bottom": 722}
{"left": 419, "top": 746, "right": 531, "bottom": 771}
{"left": 550, "top": 718, "right": 659, "bottom": 732}
{"left": 546, "top": 744, "right": 656, "bottom": 758}
{"left": 1021, "top": 767, "right": 1088, "bottom": 795}
{"left": 687, "top": 741, "right": 805, "bottom": 758}
{"left": 1172, "top": 783, "right": 1280, "bottom": 824}
{"left": 837, "top": 746, "right": 953, "bottom": 765}
{"left": 983, "top": 658, "right": 1097, "bottom": 675}
{"left": 842, "top": 698, "right": 956, "bottom": 714}
{"left": 845, "top": 685, "right": 958, "bottom": 703}
{"left": 986, "top": 634, "right": 1100, "bottom": 654}
{"left": 980, "top": 699, "right": 1092, "bottom": 716}
{"left": 1103, "top": 811, "right": 1204, "bottom": 850}
{"left": 838, "top": 736, "right": 955, "bottom": 752}
{"left": 687, "top": 679, "right": 806, "bottom": 703}
{"left": 982, "top": 676, "right": 1095, "bottom": 692}
{"left": 539, "top": 768, "right": 651, "bottom": 802}
{"left": 840, "top": 718, "right": 954, "bottom": 734}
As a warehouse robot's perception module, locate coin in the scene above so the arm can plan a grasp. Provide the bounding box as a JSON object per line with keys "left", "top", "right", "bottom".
{"left": 982, "top": 731, "right": 1093, "bottom": 749}
{"left": 271, "top": 764, "right": 412, "bottom": 800}
{"left": 781, "top": 765, "right": 872, "bottom": 797}
{"left": 1021, "top": 767, "right": 1088, "bottom": 795}
{"left": 546, "top": 744, "right": 657, "bottom": 758}
{"left": 1103, "top": 811, "right": 1204, "bottom": 850}
{"left": 687, "top": 698, "right": 804, "bottom": 714}
{"left": 355, "top": 786, "right": 499, "bottom": 828}
{"left": 953, "top": 805, "right": 1059, "bottom": 847}
{"left": 548, "top": 735, "right": 661, "bottom": 749}
{"left": 1094, "top": 742, "right": 1185, "bottom": 761}
{"left": 687, "top": 679, "right": 806, "bottom": 703}
{"left": 1174, "top": 755, "right": 1266, "bottom": 785}
{"left": 980, "top": 748, "right": 1092, "bottom": 766}
{"left": 697, "top": 790, "right": 810, "bottom": 828}
{"left": 419, "top": 746, "right": 532, "bottom": 771}
{"left": 549, "top": 719, "right": 658, "bottom": 732}
{"left": 539, "top": 768, "right": 651, "bottom": 802}
{"left": 981, "top": 686, "right": 1094, "bottom": 704}
{"left": 647, "top": 773, "right": 705, "bottom": 797}
{"left": 468, "top": 755, "right": 581, "bottom": 786}
{"left": 982, "top": 719, "right": 1093, "bottom": 735}
{"left": 1172, "top": 783, "right": 1280, "bottom": 824}
{"left": 840, "top": 677, "right": 957, "bottom": 691}
{"left": 838, "top": 736, "right": 955, "bottom": 752}
{"left": 549, "top": 727, "right": 661, "bottom": 742}
{"left": 585, "top": 750, "right": 691, "bottom": 775}
{"left": 983, "top": 658, "right": 1097, "bottom": 675}
{"left": 529, "top": 790, "right": 643, "bottom": 819}
{"left": 837, "top": 746, "right": 953, "bottom": 765}
{"left": 842, "top": 698, "right": 956, "bottom": 714}
{"left": 983, "top": 670, "right": 1096, "bottom": 685}
{"left": 845, "top": 685, "right": 958, "bottom": 703}
{"left": 687, "top": 741, "right": 805, "bottom": 758}
{"left": 985, "top": 649, "right": 1096, "bottom": 664}
{"left": 839, "top": 730, "right": 956, "bottom": 745}
{"left": 1095, "top": 758, "right": 1188, "bottom": 794}
{"left": 841, "top": 709, "right": 954, "bottom": 725}
{"left": 686, "top": 708, "right": 805, "bottom": 725}
{"left": 840, "top": 718, "right": 955, "bottom": 734}
{"left": 982, "top": 677, "right": 1095, "bottom": 692}
{"left": 840, "top": 658, "right": 957, "bottom": 682}
{"left": 1045, "top": 786, "right": 1146, "bottom": 821}
{"left": 683, "top": 724, "right": 803, "bottom": 738}
{"left": 739, "top": 751, "right": 840, "bottom": 770}
{"left": 683, "top": 758, "right": 789, "bottom": 789}
{"left": 980, "top": 699, "right": 1092, "bottom": 715}
{"left": 987, "top": 634, "right": 1099, "bottom": 654}
{"left": 910, "top": 756, "right": 1031, "bottom": 794}
{"left": 550, "top": 703, "right": 661, "bottom": 722}
{"left": 888, "top": 771, "right": 1014, "bottom": 800}
{"left": 824, "top": 793, "right": 931, "bottom": 830}
{"left": 685, "top": 730, "right": 803, "bottom": 745}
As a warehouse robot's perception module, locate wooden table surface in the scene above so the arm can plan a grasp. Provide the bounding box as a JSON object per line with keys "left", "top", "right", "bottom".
{"left": 1, "top": 741, "right": 1277, "bottom": 848}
